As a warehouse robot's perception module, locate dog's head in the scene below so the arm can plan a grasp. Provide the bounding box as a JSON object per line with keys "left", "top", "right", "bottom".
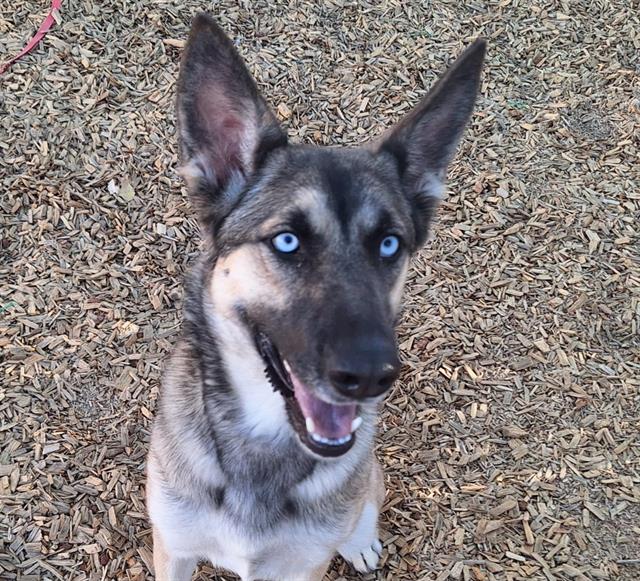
{"left": 177, "top": 14, "right": 485, "bottom": 458}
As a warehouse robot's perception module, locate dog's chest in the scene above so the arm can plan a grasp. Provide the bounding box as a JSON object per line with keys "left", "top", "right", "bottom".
{"left": 151, "top": 483, "right": 337, "bottom": 580}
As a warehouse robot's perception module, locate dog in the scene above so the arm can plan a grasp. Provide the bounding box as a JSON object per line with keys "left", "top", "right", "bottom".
{"left": 146, "top": 13, "right": 485, "bottom": 581}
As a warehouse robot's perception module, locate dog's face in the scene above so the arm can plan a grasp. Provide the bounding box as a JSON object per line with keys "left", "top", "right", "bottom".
{"left": 177, "top": 15, "right": 484, "bottom": 458}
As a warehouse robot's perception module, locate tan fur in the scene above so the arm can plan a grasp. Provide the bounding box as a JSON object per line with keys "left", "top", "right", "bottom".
{"left": 151, "top": 525, "right": 196, "bottom": 581}
{"left": 211, "top": 244, "right": 288, "bottom": 315}
{"left": 346, "top": 460, "right": 385, "bottom": 535}
{"left": 258, "top": 187, "right": 339, "bottom": 243}
{"left": 389, "top": 257, "right": 409, "bottom": 313}
{"left": 295, "top": 187, "right": 340, "bottom": 238}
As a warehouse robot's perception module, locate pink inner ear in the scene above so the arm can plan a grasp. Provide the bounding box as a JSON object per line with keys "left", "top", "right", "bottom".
{"left": 196, "top": 84, "right": 254, "bottom": 185}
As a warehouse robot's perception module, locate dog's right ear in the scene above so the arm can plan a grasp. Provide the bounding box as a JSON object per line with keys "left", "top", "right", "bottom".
{"left": 374, "top": 39, "right": 486, "bottom": 248}
{"left": 176, "top": 14, "right": 287, "bottom": 229}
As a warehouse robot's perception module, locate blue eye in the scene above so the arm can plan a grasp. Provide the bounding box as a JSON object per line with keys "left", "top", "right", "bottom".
{"left": 272, "top": 232, "right": 300, "bottom": 254}
{"left": 380, "top": 235, "right": 400, "bottom": 258}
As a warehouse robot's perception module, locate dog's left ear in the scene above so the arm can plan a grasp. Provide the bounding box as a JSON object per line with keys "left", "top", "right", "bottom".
{"left": 177, "top": 14, "right": 287, "bottom": 230}
{"left": 375, "top": 39, "right": 486, "bottom": 247}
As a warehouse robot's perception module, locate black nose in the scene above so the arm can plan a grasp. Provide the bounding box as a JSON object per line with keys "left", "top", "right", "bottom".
{"left": 327, "top": 334, "right": 401, "bottom": 399}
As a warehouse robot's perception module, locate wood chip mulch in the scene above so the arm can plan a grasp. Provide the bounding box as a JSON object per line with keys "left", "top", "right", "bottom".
{"left": 1, "top": 1, "right": 639, "bottom": 580}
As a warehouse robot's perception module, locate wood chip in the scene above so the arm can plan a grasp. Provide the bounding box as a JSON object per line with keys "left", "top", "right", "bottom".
{"left": 2, "top": 1, "right": 638, "bottom": 580}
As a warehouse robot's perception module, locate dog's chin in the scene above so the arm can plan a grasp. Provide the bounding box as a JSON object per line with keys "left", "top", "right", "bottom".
{"left": 255, "top": 332, "right": 361, "bottom": 459}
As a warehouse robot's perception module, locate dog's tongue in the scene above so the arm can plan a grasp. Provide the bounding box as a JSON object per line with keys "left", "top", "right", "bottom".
{"left": 290, "top": 373, "right": 356, "bottom": 439}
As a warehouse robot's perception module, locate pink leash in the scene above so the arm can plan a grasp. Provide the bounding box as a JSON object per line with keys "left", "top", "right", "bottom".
{"left": 1, "top": 0, "right": 63, "bottom": 75}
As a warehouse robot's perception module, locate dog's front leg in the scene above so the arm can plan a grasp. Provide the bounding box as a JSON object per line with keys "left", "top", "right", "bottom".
{"left": 337, "top": 503, "right": 383, "bottom": 573}
{"left": 152, "top": 526, "right": 197, "bottom": 581}
{"left": 304, "top": 563, "right": 331, "bottom": 581}
{"left": 337, "top": 461, "right": 385, "bottom": 573}
{"left": 279, "top": 561, "right": 331, "bottom": 581}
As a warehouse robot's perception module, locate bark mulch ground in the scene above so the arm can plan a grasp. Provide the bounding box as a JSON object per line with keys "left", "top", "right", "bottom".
{"left": 1, "top": 1, "right": 638, "bottom": 580}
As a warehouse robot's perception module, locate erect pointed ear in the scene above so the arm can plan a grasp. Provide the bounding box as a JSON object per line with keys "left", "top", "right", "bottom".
{"left": 375, "top": 39, "right": 486, "bottom": 247}
{"left": 176, "top": 14, "right": 287, "bottom": 228}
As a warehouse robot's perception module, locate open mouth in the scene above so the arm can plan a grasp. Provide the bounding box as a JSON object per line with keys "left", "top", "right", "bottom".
{"left": 255, "top": 332, "right": 361, "bottom": 458}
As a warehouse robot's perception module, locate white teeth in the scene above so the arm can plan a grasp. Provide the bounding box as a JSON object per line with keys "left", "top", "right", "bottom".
{"left": 283, "top": 360, "right": 292, "bottom": 374}
{"left": 305, "top": 417, "right": 315, "bottom": 434}
{"left": 351, "top": 416, "right": 363, "bottom": 433}
{"left": 310, "top": 432, "right": 353, "bottom": 446}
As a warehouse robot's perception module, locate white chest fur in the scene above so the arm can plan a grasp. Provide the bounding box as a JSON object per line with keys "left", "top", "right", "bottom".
{"left": 147, "top": 471, "right": 339, "bottom": 580}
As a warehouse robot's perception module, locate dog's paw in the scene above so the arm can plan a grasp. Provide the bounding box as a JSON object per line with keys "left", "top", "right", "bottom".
{"left": 340, "top": 538, "right": 382, "bottom": 573}
{"left": 338, "top": 502, "right": 383, "bottom": 573}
